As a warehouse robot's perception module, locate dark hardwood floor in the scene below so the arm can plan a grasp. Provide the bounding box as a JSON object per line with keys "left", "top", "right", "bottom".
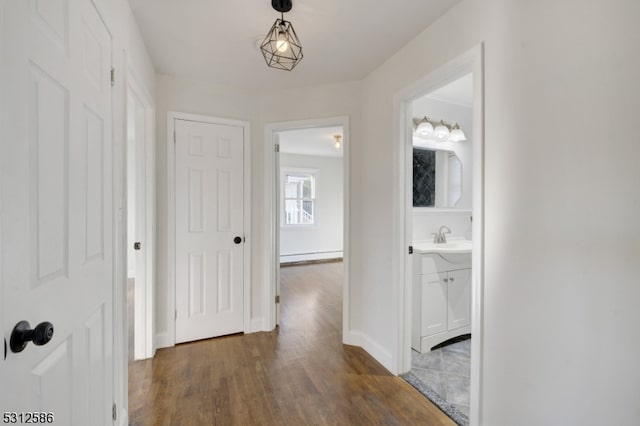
{"left": 129, "top": 261, "right": 454, "bottom": 425}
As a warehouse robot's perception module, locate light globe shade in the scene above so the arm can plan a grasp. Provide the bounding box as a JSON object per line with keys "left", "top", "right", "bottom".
{"left": 416, "top": 118, "right": 434, "bottom": 136}
{"left": 434, "top": 122, "right": 450, "bottom": 139}
{"left": 449, "top": 127, "right": 466, "bottom": 142}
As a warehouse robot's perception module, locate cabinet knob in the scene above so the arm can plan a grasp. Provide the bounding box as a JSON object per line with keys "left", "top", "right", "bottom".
{"left": 450, "top": 277, "right": 455, "bottom": 282}
{"left": 443, "top": 278, "right": 449, "bottom": 283}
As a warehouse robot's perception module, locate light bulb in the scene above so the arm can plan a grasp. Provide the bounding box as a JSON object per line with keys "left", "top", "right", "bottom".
{"left": 276, "top": 30, "right": 289, "bottom": 53}
{"left": 334, "top": 141, "right": 341, "bottom": 149}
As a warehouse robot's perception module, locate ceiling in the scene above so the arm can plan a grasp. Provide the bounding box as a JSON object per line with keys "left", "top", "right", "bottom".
{"left": 413, "top": 72, "right": 473, "bottom": 118}
{"left": 426, "top": 73, "right": 473, "bottom": 107}
{"left": 279, "top": 126, "right": 343, "bottom": 158}
{"left": 128, "top": 0, "right": 461, "bottom": 90}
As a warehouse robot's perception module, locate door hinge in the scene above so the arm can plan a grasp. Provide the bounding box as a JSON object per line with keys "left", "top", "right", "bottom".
{"left": 173, "top": 130, "right": 176, "bottom": 143}
{"left": 175, "top": 309, "right": 177, "bottom": 320}
{"left": 274, "top": 144, "right": 280, "bottom": 153}
{"left": 408, "top": 245, "right": 413, "bottom": 254}
{"left": 110, "top": 67, "right": 115, "bottom": 86}
{"left": 112, "top": 403, "right": 117, "bottom": 421}
{"left": 275, "top": 295, "right": 280, "bottom": 304}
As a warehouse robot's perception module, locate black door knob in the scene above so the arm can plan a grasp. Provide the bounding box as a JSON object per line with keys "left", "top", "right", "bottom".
{"left": 233, "top": 236, "right": 242, "bottom": 244}
{"left": 10, "top": 321, "right": 54, "bottom": 353}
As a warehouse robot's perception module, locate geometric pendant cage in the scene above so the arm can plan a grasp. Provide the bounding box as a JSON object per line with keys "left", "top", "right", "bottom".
{"left": 260, "top": 0, "right": 303, "bottom": 71}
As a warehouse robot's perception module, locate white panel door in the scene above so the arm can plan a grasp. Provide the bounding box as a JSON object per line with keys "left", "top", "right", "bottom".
{"left": 175, "top": 119, "right": 244, "bottom": 343}
{"left": 1, "top": 0, "right": 113, "bottom": 424}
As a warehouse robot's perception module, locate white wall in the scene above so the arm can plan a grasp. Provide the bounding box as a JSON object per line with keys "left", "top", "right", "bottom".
{"left": 412, "top": 210, "right": 472, "bottom": 242}
{"left": 154, "top": 75, "right": 361, "bottom": 339}
{"left": 354, "top": 0, "right": 640, "bottom": 425}
{"left": 280, "top": 153, "right": 343, "bottom": 262}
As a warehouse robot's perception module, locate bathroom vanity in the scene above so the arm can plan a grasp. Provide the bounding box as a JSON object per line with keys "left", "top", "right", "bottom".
{"left": 412, "top": 240, "right": 471, "bottom": 353}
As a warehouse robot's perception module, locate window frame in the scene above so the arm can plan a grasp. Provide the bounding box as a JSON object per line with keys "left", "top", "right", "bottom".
{"left": 280, "top": 167, "right": 319, "bottom": 228}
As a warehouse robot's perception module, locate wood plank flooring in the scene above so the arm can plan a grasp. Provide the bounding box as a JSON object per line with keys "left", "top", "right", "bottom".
{"left": 129, "top": 261, "right": 454, "bottom": 425}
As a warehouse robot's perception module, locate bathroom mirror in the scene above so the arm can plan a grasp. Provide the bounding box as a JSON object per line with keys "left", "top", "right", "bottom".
{"left": 413, "top": 148, "right": 462, "bottom": 208}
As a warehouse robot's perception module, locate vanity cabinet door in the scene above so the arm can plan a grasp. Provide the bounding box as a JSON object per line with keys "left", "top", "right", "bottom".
{"left": 422, "top": 273, "right": 448, "bottom": 336}
{"left": 447, "top": 268, "right": 471, "bottom": 330}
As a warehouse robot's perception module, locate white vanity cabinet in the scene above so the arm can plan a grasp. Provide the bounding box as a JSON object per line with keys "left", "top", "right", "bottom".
{"left": 412, "top": 252, "right": 471, "bottom": 353}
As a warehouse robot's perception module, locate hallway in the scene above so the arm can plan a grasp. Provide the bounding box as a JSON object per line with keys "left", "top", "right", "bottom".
{"left": 128, "top": 261, "right": 453, "bottom": 425}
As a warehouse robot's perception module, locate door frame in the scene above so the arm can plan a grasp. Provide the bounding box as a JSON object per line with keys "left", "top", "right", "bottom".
{"left": 126, "top": 68, "right": 156, "bottom": 360}
{"left": 263, "top": 116, "right": 350, "bottom": 335}
{"left": 165, "top": 112, "right": 251, "bottom": 347}
{"left": 393, "top": 44, "right": 485, "bottom": 425}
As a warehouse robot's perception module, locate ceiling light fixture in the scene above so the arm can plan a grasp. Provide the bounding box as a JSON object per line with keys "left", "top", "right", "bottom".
{"left": 413, "top": 118, "right": 466, "bottom": 142}
{"left": 260, "top": 0, "right": 303, "bottom": 71}
{"left": 333, "top": 134, "right": 342, "bottom": 150}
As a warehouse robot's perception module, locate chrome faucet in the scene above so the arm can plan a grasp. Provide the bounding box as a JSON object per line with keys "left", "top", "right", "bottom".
{"left": 432, "top": 226, "right": 451, "bottom": 244}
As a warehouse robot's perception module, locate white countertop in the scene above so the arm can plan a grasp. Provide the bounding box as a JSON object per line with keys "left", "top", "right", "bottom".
{"left": 413, "top": 238, "right": 472, "bottom": 254}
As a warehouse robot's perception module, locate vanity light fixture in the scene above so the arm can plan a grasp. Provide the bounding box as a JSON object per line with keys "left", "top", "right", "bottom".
{"left": 332, "top": 134, "right": 342, "bottom": 150}
{"left": 260, "top": 0, "right": 303, "bottom": 71}
{"left": 413, "top": 117, "right": 466, "bottom": 142}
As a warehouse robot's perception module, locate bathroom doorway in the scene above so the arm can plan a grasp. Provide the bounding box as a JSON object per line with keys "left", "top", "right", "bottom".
{"left": 395, "top": 45, "right": 484, "bottom": 426}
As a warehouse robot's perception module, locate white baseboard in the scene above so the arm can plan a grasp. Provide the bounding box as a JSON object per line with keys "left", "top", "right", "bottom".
{"left": 155, "top": 331, "right": 173, "bottom": 349}
{"left": 249, "top": 317, "right": 269, "bottom": 333}
{"left": 118, "top": 410, "right": 128, "bottom": 426}
{"left": 280, "top": 250, "right": 343, "bottom": 264}
{"left": 345, "top": 330, "right": 396, "bottom": 375}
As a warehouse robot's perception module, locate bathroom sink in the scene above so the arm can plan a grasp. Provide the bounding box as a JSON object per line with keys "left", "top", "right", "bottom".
{"left": 412, "top": 239, "right": 472, "bottom": 254}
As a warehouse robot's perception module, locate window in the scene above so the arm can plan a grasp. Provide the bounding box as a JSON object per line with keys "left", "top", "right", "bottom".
{"left": 282, "top": 169, "right": 316, "bottom": 226}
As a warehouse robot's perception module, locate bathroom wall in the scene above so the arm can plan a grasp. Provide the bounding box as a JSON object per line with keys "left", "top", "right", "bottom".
{"left": 412, "top": 210, "right": 472, "bottom": 242}
{"left": 279, "top": 153, "right": 343, "bottom": 262}
{"left": 412, "top": 97, "right": 473, "bottom": 241}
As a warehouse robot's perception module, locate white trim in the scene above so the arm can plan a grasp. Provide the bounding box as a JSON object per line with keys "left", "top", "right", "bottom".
{"left": 264, "top": 116, "right": 350, "bottom": 336}
{"left": 165, "top": 111, "right": 251, "bottom": 345}
{"left": 346, "top": 330, "right": 394, "bottom": 372}
{"left": 126, "top": 68, "right": 156, "bottom": 361}
{"left": 393, "top": 44, "right": 485, "bottom": 426}
{"left": 280, "top": 251, "right": 343, "bottom": 263}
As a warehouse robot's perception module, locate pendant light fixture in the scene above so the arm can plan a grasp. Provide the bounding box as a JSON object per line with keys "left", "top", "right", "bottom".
{"left": 260, "top": 0, "right": 303, "bottom": 71}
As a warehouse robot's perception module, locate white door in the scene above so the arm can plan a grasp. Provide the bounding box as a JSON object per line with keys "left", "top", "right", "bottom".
{"left": 175, "top": 119, "right": 244, "bottom": 343}
{"left": 1, "top": 0, "right": 113, "bottom": 424}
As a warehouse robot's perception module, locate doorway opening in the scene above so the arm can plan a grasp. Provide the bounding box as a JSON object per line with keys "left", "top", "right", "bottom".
{"left": 394, "top": 45, "right": 484, "bottom": 425}
{"left": 276, "top": 126, "right": 345, "bottom": 324}
{"left": 264, "top": 117, "right": 350, "bottom": 334}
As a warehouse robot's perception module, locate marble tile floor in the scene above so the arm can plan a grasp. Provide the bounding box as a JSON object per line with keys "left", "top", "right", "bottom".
{"left": 402, "top": 336, "right": 471, "bottom": 426}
